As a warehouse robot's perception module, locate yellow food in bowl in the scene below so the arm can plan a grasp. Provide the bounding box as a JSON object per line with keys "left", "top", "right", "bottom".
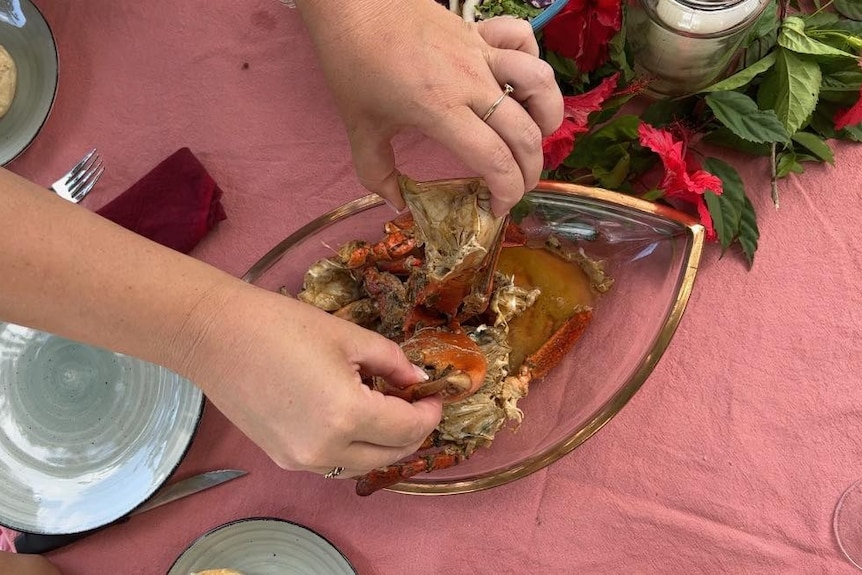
{"left": 0, "top": 44, "right": 17, "bottom": 119}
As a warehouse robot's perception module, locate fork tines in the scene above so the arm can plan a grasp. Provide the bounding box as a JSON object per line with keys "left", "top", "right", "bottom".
{"left": 66, "top": 149, "right": 104, "bottom": 199}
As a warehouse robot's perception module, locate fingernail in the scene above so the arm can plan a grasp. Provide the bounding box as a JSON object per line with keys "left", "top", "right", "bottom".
{"left": 384, "top": 198, "right": 408, "bottom": 214}
{"left": 411, "top": 364, "right": 430, "bottom": 381}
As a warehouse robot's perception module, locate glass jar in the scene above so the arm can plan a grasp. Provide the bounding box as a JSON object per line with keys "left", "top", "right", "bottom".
{"left": 626, "top": 0, "right": 772, "bottom": 97}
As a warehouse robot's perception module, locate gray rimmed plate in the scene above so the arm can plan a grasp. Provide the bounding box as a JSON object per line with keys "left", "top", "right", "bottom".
{"left": 0, "top": 0, "right": 59, "bottom": 165}
{"left": 167, "top": 517, "right": 357, "bottom": 575}
{"left": 0, "top": 322, "right": 204, "bottom": 534}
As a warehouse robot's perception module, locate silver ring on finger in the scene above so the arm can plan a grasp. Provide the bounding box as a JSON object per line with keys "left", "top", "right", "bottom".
{"left": 481, "top": 83, "right": 515, "bottom": 123}
{"left": 324, "top": 466, "right": 345, "bottom": 479}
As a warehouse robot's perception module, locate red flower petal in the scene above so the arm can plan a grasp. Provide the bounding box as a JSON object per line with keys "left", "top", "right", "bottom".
{"left": 563, "top": 73, "right": 620, "bottom": 124}
{"left": 834, "top": 87, "right": 862, "bottom": 131}
{"left": 543, "top": 0, "right": 622, "bottom": 73}
{"left": 638, "top": 123, "right": 723, "bottom": 240}
{"left": 542, "top": 121, "right": 590, "bottom": 170}
{"left": 638, "top": 123, "right": 686, "bottom": 175}
{"left": 541, "top": 74, "right": 621, "bottom": 170}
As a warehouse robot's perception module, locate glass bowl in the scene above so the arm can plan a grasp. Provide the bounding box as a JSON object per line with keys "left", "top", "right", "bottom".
{"left": 242, "top": 179, "right": 703, "bottom": 495}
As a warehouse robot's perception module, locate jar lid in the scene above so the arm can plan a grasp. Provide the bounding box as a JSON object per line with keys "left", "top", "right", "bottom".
{"left": 655, "top": 0, "right": 765, "bottom": 34}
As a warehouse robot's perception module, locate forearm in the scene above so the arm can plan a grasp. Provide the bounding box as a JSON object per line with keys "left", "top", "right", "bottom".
{"left": 0, "top": 167, "right": 241, "bottom": 378}
{"left": 293, "top": 0, "right": 440, "bottom": 46}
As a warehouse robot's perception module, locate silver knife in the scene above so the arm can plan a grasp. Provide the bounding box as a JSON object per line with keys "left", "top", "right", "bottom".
{"left": 14, "top": 469, "right": 248, "bottom": 554}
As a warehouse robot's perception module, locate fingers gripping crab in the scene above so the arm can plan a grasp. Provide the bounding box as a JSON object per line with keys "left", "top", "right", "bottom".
{"left": 291, "top": 177, "right": 611, "bottom": 496}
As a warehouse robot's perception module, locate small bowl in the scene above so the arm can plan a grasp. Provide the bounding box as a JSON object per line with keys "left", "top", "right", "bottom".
{"left": 167, "top": 517, "right": 356, "bottom": 575}
{"left": 243, "top": 179, "right": 703, "bottom": 495}
{"left": 0, "top": 324, "right": 204, "bottom": 534}
{"left": 0, "top": 0, "right": 59, "bottom": 165}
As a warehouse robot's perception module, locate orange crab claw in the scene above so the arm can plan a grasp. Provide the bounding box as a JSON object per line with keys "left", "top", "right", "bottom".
{"left": 374, "top": 328, "right": 487, "bottom": 404}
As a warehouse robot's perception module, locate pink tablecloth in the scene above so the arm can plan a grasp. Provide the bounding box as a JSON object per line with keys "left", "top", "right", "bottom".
{"left": 5, "top": 1, "right": 862, "bottom": 573}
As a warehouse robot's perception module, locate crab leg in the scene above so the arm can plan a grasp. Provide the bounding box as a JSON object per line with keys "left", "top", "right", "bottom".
{"left": 355, "top": 447, "right": 466, "bottom": 496}
{"left": 505, "top": 309, "right": 593, "bottom": 395}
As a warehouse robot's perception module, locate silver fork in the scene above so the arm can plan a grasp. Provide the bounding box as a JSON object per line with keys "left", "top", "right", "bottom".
{"left": 50, "top": 149, "right": 104, "bottom": 203}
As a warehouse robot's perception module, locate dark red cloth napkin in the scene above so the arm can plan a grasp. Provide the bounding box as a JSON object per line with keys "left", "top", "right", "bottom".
{"left": 96, "top": 147, "right": 227, "bottom": 253}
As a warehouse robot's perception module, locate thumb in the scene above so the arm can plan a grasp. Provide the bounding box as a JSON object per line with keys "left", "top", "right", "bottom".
{"left": 348, "top": 128, "right": 405, "bottom": 211}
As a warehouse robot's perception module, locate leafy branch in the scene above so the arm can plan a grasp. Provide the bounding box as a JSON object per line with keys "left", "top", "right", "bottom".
{"left": 538, "top": 0, "right": 862, "bottom": 268}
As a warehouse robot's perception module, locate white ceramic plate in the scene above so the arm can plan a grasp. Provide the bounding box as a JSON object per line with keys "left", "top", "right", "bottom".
{"left": 0, "top": 322, "right": 204, "bottom": 534}
{"left": 0, "top": 0, "right": 59, "bottom": 165}
{"left": 167, "top": 518, "right": 357, "bottom": 575}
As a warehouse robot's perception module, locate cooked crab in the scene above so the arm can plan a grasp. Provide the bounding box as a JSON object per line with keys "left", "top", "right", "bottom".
{"left": 291, "top": 176, "right": 612, "bottom": 495}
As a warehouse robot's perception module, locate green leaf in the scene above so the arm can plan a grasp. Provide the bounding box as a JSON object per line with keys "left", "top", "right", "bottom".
{"left": 607, "top": 27, "right": 635, "bottom": 83}
{"left": 776, "top": 150, "right": 805, "bottom": 177}
{"left": 641, "top": 188, "right": 664, "bottom": 201}
{"left": 751, "top": 1, "right": 779, "bottom": 38}
{"left": 804, "top": 12, "right": 840, "bottom": 28}
{"left": 640, "top": 97, "right": 697, "bottom": 127}
{"left": 810, "top": 101, "right": 841, "bottom": 138}
{"left": 744, "top": 32, "right": 779, "bottom": 69}
{"left": 822, "top": 72, "right": 862, "bottom": 92}
{"left": 820, "top": 59, "right": 862, "bottom": 92}
{"left": 757, "top": 47, "right": 822, "bottom": 135}
{"left": 705, "top": 91, "right": 790, "bottom": 143}
{"left": 703, "top": 158, "right": 760, "bottom": 266}
{"left": 565, "top": 115, "right": 641, "bottom": 169}
{"left": 791, "top": 131, "right": 835, "bottom": 163}
{"left": 593, "top": 151, "right": 631, "bottom": 189}
{"left": 831, "top": 18, "right": 862, "bottom": 35}
{"left": 738, "top": 195, "right": 761, "bottom": 268}
{"left": 845, "top": 124, "right": 862, "bottom": 140}
{"left": 701, "top": 53, "right": 776, "bottom": 92}
{"left": 778, "top": 16, "right": 859, "bottom": 59}
{"left": 741, "top": 1, "right": 779, "bottom": 68}
{"left": 704, "top": 191, "right": 730, "bottom": 249}
{"left": 834, "top": 0, "right": 862, "bottom": 20}
{"left": 702, "top": 127, "right": 773, "bottom": 156}
{"left": 794, "top": 152, "right": 825, "bottom": 163}
{"left": 545, "top": 50, "right": 579, "bottom": 81}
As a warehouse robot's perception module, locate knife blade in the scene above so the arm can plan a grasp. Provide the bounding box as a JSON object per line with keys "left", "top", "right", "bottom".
{"left": 14, "top": 469, "right": 247, "bottom": 554}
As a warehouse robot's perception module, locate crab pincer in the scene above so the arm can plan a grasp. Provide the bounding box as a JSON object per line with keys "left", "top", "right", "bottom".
{"left": 373, "top": 328, "right": 488, "bottom": 404}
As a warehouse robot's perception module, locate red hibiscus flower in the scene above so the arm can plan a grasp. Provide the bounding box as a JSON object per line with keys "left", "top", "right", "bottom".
{"left": 638, "top": 123, "right": 723, "bottom": 240}
{"left": 542, "top": 73, "right": 620, "bottom": 170}
{"left": 542, "top": 0, "right": 623, "bottom": 73}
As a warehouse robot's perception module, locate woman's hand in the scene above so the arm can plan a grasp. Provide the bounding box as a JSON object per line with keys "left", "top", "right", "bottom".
{"left": 179, "top": 284, "right": 443, "bottom": 478}
{"left": 0, "top": 552, "right": 61, "bottom": 575}
{"left": 294, "top": 0, "right": 563, "bottom": 215}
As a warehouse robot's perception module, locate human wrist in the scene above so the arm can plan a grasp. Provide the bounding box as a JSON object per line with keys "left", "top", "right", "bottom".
{"left": 156, "top": 277, "right": 248, "bottom": 392}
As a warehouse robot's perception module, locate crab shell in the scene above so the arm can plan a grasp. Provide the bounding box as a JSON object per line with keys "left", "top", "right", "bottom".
{"left": 373, "top": 328, "right": 488, "bottom": 404}
{"left": 400, "top": 176, "right": 506, "bottom": 319}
